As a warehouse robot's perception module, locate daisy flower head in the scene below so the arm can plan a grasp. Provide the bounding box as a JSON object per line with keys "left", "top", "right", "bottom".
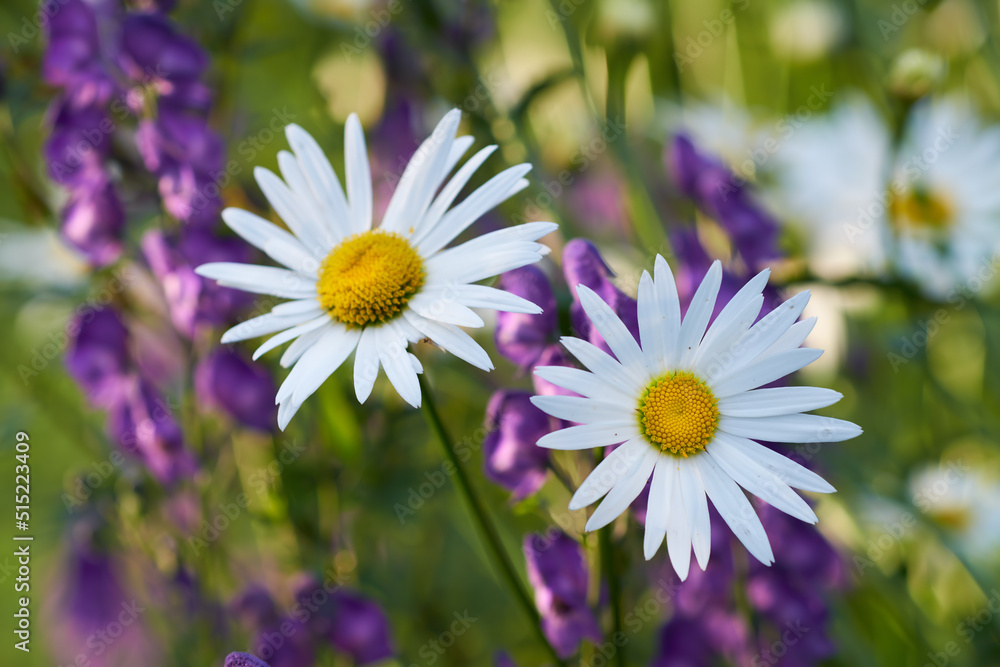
{"left": 889, "top": 98, "right": 1000, "bottom": 299}
{"left": 196, "top": 109, "right": 556, "bottom": 429}
{"left": 530, "top": 256, "right": 861, "bottom": 580}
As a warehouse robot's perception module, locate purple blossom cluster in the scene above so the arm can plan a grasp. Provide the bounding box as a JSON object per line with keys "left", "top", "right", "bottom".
{"left": 668, "top": 134, "right": 781, "bottom": 273}
{"left": 48, "top": 0, "right": 276, "bottom": 439}
{"left": 484, "top": 239, "right": 638, "bottom": 497}
{"left": 524, "top": 531, "right": 602, "bottom": 658}
{"left": 66, "top": 305, "right": 195, "bottom": 483}
{"left": 230, "top": 577, "right": 393, "bottom": 667}
{"left": 654, "top": 507, "right": 845, "bottom": 666}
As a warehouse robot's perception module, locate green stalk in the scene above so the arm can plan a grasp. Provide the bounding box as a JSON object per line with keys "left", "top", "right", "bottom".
{"left": 418, "top": 375, "right": 566, "bottom": 666}
{"left": 596, "top": 449, "right": 626, "bottom": 667}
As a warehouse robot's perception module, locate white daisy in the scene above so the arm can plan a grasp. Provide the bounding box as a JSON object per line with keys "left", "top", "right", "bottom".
{"left": 767, "top": 95, "right": 890, "bottom": 279}
{"left": 195, "top": 109, "right": 556, "bottom": 429}
{"left": 530, "top": 255, "right": 861, "bottom": 580}
{"left": 890, "top": 98, "right": 1000, "bottom": 298}
{"left": 771, "top": 95, "right": 1000, "bottom": 297}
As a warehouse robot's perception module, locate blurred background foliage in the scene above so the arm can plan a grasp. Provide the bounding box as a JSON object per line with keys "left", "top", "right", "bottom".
{"left": 1, "top": 0, "right": 1000, "bottom": 665}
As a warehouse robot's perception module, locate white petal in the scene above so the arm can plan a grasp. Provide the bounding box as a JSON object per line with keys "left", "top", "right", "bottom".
{"left": 715, "top": 291, "right": 811, "bottom": 379}
{"left": 444, "top": 135, "right": 475, "bottom": 173}
{"left": 272, "top": 298, "right": 324, "bottom": 317}
{"left": 345, "top": 113, "right": 373, "bottom": 234}
{"left": 425, "top": 246, "right": 548, "bottom": 286}
{"left": 416, "top": 163, "right": 533, "bottom": 255}
{"left": 399, "top": 109, "right": 462, "bottom": 230}
{"left": 692, "top": 269, "right": 769, "bottom": 371}
{"left": 195, "top": 263, "right": 317, "bottom": 299}
{"left": 285, "top": 123, "right": 353, "bottom": 243}
{"left": 288, "top": 324, "right": 361, "bottom": 408}
{"left": 585, "top": 447, "right": 658, "bottom": 531}
{"left": 536, "top": 422, "right": 641, "bottom": 450}
{"left": 666, "top": 463, "right": 691, "bottom": 581}
{"left": 677, "top": 261, "right": 722, "bottom": 368}
{"left": 718, "top": 387, "right": 843, "bottom": 418}
{"left": 407, "top": 290, "right": 484, "bottom": 328}
{"left": 643, "top": 456, "right": 673, "bottom": 560}
{"left": 570, "top": 438, "right": 648, "bottom": 510}
{"left": 706, "top": 441, "right": 817, "bottom": 523}
{"left": 382, "top": 110, "right": 461, "bottom": 235}
{"left": 560, "top": 336, "right": 646, "bottom": 396}
{"left": 280, "top": 326, "right": 326, "bottom": 368}
{"left": 253, "top": 167, "right": 322, "bottom": 252}
{"left": 698, "top": 453, "right": 774, "bottom": 566}
{"left": 419, "top": 145, "right": 498, "bottom": 236}
{"left": 253, "top": 314, "right": 330, "bottom": 359}
{"left": 276, "top": 151, "right": 332, "bottom": 253}
{"left": 402, "top": 310, "right": 493, "bottom": 370}
{"left": 680, "top": 457, "right": 712, "bottom": 570}
{"left": 638, "top": 257, "right": 681, "bottom": 375}
{"left": 691, "top": 295, "right": 763, "bottom": 377}
{"left": 376, "top": 323, "right": 420, "bottom": 407}
{"left": 761, "top": 317, "right": 816, "bottom": 357}
{"left": 220, "top": 310, "right": 318, "bottom": 344}
{"left": 530, "top": 395, "right": 629, "bottom": 425}
{"left": 576, "top": 285, "right": 645, "bottom": 371}
{"left": 353, "top": 326, "right": 380, "bottom": 403}
{"left": 716, "top": 433, "right": 835, "bottom": 493}
{"left": 448, "top": 284, "right": 542, "bottom": 314}
{"left": 719, "top": 414, "right": 862, "bottom": 443}
{"left": 710, "top": 348, "right": 823, "bottom": 398}
{"left": 221, "top": 207, "right": 321, "bottom": 271}
{"left": 532, "top": 366, "right": 634, "bottom": 405}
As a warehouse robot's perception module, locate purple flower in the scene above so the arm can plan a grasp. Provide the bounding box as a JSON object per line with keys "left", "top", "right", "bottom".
{"left": 143, "top": 229, "right": 253, "bottom": 338}
{"left": 667, "top": 134, "right": 780, "bottom": 270}
{"left": 495, "top": 266, "right": 557, "bottom": 369}
{"left": 43, "top": 0, "right": 117, "bottom": 107}
{"left": 524, "top": 532, "right": 601, "bottom": 658}
{"left": 119, "top": 13, "right": 208, "bottom": 86}
{"left": 326, "top": 590, "right": 394, "bottom": 665}
{"left": 232, "top": 587, "right": 315, "bottom": 667}
{"left": 654, "top": 610, "right": 749, "bottom": 667}
{"left": 495, "top": 651, "right": 518, "bottom": 667}
{"left": 45, "top": 99, "right": 113, "bottom": 185}
{"left": 561, "top": 239, "right": 638, "bottom": 356}
{"left": 225, "top": 653, "right": 270, "bottom": 667}
{"left": 137, "top": 103, "right": 225, "bottom": 225}
{"left": 195, "top": 348, "right": 276, "bottom": 431}
{"left": 108, "top": 375, "right": 196, "bottom": 484}
{"left": 55, "top": 518, "right": 153, "bottom": 667}
{"left": 60, "top": 169, "right": 125, "bottom": 266}
{"left": 66, "top": 306, "right": 131, "bottom": 407}
{"left": 483, "top": 391, "right": 552, "bottom": 499}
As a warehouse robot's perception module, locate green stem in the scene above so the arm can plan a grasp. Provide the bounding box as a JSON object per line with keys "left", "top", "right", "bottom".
{"left": 418, "top": 375, "right": 566, "bottom": 666}
{"left": 596, "top": 449, "right": 625, "bottom": 667}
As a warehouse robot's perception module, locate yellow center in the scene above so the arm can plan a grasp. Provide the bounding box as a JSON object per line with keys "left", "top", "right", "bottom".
{"left": 317, "top": 230, "right": 424, "bottom": 327}
{"left": 637, "top": 372, "right": 719, "bottom": 457}
{"left": 889, "top": 187, "right": 954, "bottom": 231}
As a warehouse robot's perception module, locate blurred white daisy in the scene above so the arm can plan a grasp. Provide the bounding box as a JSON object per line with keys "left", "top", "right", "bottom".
{"left": 771, "top": 96, "right": 1000, "bottom": 298}
{"left": 910, "top": 463, "right": 1000, "bottom": 562}
{"left": 767, "top": 96, "right": 891, "bottom": 279}
{"left": 890, "top": 99, "right": 1000, "bottom": 298}
{"left": 531, "top": 256, "right": 861, "bottom": 580}
{"left": 197, "top": 109, "right": 555, "bottom": 429}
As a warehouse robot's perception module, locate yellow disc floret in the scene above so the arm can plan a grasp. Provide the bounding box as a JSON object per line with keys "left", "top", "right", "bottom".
{"left": 317, "top": 230, "right": 425, "bottom": 327}
{"left": 637, "top": 371, "right": 720, "bottom": 457}
{"left": 889, "top": 186, "right": 954, "bottom": 231}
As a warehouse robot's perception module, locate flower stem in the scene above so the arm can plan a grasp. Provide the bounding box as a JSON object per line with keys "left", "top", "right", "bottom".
{"left": 597, "top": 450, "right": 626, "bottom": 667}
{"left": 418, "top": 375, "right": 566, "bottom": 666}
